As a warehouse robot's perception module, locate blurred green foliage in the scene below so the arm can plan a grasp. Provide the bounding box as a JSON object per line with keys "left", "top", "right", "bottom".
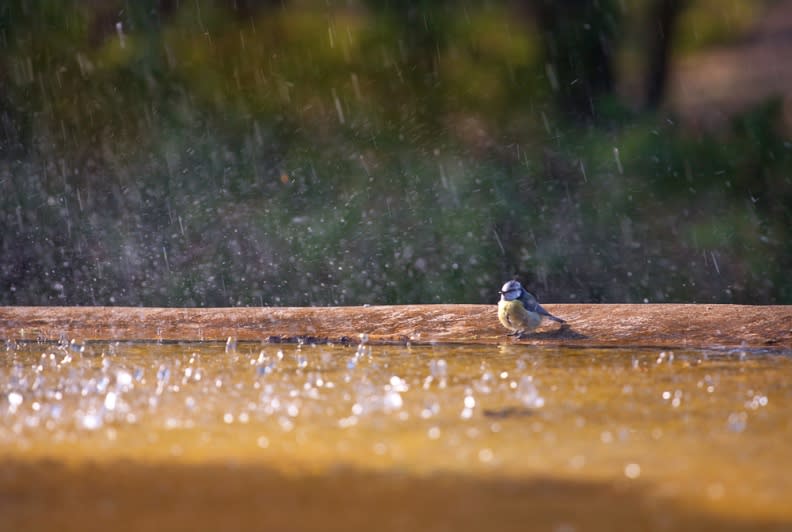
{"left": 1, "top": 0, "right": 790, "bottom": 306}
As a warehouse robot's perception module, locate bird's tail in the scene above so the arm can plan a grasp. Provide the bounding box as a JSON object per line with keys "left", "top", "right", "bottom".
{"left": 548, "top": 315, "right": 566, "bottom": 324}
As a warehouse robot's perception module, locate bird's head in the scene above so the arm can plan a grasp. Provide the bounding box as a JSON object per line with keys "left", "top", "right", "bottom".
{"left": 499, "top": 280, "right": 523, "bottom": 301}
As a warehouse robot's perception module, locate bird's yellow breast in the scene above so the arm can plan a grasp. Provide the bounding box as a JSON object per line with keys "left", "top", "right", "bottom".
{"left": 498, "top": 299, "right": 542, "bottom": 333}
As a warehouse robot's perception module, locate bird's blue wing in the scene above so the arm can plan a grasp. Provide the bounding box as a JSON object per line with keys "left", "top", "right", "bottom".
{"left": 521, "top": 293, "right": 565, "bottom": 323}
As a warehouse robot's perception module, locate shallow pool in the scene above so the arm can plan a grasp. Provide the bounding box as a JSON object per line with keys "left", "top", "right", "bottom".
{"left": 2, "top": 339, "right": 791, "bottom": 530}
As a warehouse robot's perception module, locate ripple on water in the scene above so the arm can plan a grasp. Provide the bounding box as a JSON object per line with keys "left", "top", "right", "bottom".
{"left": 0, "top": 341, "right": 791, "bottom": 516}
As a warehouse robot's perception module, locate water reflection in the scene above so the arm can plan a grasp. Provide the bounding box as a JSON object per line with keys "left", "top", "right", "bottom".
{"left": 1, "top": 340, "right": 792, "bottom": 524}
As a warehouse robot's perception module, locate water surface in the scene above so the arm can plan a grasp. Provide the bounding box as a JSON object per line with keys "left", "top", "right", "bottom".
{"left": 2, "top": 339, "right": 791, "bottom": 530}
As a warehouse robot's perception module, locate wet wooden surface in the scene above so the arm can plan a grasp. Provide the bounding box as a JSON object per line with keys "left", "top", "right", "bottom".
{"left": 1, "top": 304, "right": 790, "bottom": 350}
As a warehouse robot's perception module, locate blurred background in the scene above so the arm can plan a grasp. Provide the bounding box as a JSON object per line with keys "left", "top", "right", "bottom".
{"left": 1, "top": 0, "right": 791, "bottom": 307}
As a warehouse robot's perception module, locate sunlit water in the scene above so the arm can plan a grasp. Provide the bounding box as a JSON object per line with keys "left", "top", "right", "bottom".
{"left": 2, "top": 338, "right": 792, "bottom": 526}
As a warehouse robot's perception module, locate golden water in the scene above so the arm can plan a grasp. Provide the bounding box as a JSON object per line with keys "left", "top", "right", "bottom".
{"left": 2, "top": 340, "right": 791, "bottom": 530}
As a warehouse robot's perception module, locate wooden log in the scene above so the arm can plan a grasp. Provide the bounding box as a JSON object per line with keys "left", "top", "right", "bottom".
{"left": 1, "top": 304, "right": 790, "bottom": 350}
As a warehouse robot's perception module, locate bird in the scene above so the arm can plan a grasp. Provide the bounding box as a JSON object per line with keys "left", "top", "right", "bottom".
{"left": 497, "top": 280, "right": 565, "bottom": 337}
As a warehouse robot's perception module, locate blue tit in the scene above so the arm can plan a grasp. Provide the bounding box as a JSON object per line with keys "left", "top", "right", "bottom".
{"left": 498, "top": 280, "right": 565, "bottom": 337}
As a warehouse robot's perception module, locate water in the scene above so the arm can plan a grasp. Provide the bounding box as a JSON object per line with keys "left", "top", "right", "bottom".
{"left": 2, "top": 340, "right": 792, "bottom": 529}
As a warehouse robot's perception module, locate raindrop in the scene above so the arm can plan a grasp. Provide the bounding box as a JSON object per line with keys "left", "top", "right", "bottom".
{"left": 389, "top": 375, "right": 408, "bottom": 392}
{"left": 624, "top": 463, "right": 641, "bottom": 479}
{"left": 475, "top": 371, "right": 494, "bottom": 394}
{"left": 727, "top": 412, "right": 748, "bottom": 433}
{"left": 155, "top": 365, "right": 170, "bottom": 394}
{"left": 115, "top": 21, "right": 126, "bottom": 49}
{"left": 104, "top": 391, "right": 118, "bottom": 411}
{"left": 225, "top": 336, "right": 238, "bottom": 353}
{"left": 613, "top": 147, "right": 624, "bottom": 174}
{"left": 79, "top": 410, "right": 103, "bottom": 430}
{"left": 69, "top": 339, "right": 85, "bottom": 354}
{"left": 383, "top": 390, "right": 403, "bottom": 412}
{"left": 517, "top": 376, "right": 545, "bottom": 408}
{"left": 116, "top": 370, "right": 133, "bottom": 389}
{"left": 429, "top": 359, "right": 448, "bottom": 388}
{"left": 7, "top": 391, "right": 23, "bottom": 413}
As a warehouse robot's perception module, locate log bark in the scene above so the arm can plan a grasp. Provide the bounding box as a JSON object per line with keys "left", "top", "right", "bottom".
{"left": 1, "top": 304, "right": 790, "bottom": 350}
